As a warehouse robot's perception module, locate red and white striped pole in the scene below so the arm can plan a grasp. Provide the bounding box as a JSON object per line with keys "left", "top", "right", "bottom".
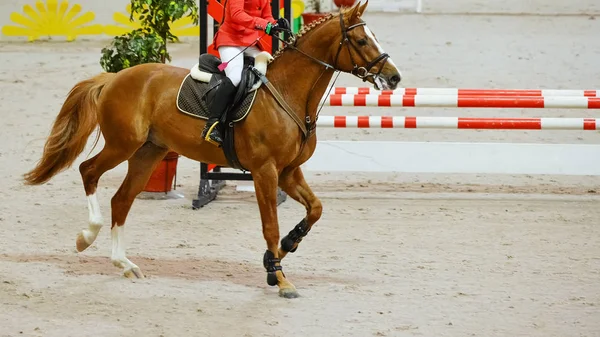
{"left": 321, "top": 94, "right": 600, "bottom": 109}
{"left": 327, "top": 87, "right": 600, "bottom": 97}
{"left": 316, "top": 116, "right": 599, "bottom": 130}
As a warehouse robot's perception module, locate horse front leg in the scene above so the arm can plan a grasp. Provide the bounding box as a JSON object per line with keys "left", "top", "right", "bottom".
{"left": 252, "top": 163, "right": 300, "bottom": 298}
{"left": 277, "top": 166, "right": 323, "bottom": 260}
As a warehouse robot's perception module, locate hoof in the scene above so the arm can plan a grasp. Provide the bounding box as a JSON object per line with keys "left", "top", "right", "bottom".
{"left": 279, "top": 288, "right": 300, "bottom": 299}
{"left": 124, "top": 267, "right": 144, "bottom": 279}
{"left": 75, "top": 232, "right": 91, "bottom": 252}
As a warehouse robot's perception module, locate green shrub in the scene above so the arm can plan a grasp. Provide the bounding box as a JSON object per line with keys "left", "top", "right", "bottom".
{"left": 99, "top": 28, "right": 167, "bottom": 73}
{"left": 99, "top": 0, "right": 198, "bottom": 72}
{"left": 131, "top": 0, "right": 198, "bottom": 43}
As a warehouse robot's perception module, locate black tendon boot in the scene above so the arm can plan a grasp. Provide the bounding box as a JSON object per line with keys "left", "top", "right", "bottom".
{"left": 201, "top": 76, "right": 237, "bottom": 147}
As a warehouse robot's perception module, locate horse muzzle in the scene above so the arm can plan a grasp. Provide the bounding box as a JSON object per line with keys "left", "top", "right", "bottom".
{"left": 374, "top": 72, "right": 401, "bottom": 90}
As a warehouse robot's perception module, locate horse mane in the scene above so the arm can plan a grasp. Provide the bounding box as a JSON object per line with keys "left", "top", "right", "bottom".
{"left": 270, "top": 12, "right": 338, "bottom": 62}
{"left": 269, "top": 4, "right": 364, "bottom": 63}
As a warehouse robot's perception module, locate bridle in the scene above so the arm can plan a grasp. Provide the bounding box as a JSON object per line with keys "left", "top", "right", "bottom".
{"left": 264, "top": 12, "right": 390, "bottom": 161}
{"left": 273, "top": 13, "right": 390, "bottom": 84}
{"left": 333, "top": 13, "right": 390, "bottom": 81}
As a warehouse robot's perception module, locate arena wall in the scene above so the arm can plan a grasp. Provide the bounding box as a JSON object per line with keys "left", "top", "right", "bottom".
{"left": 1, "top": 0, "right": 599, "bottom": 42}
{"left": 0, "top": 0, "right": 198, "bottom": 42}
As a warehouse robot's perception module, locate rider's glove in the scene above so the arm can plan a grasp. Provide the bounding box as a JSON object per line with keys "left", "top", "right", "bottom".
{"left": 265, "top": 22, "right": 278, "bottom": 35}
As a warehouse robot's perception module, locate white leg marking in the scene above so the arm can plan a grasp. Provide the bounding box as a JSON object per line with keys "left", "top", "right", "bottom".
{"left": 82, "top": 193, "right": 103, "bottom": 245}
{"left": 364, "top": 26, "right": 402, "bottom": 77}
{"left": 111, "top": 225, "right": 141, "bottom": 276}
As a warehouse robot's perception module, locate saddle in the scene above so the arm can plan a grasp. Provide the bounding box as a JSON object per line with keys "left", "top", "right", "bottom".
{"left": 176, "top": 51, "right": 273, "bottom": 170}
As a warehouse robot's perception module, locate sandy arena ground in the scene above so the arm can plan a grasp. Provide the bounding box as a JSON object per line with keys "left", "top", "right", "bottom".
{"left": 1, "top": 3, "right": 600, "bottom": 337}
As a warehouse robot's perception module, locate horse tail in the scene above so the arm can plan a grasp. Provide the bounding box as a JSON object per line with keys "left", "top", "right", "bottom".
{"left": 23, "top": 72, "right": 116, "bottom": 186}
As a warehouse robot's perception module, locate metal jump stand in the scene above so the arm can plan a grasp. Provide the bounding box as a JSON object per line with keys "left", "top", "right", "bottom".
{"left": 192, "top": 0, "right": 291, "bottom": 210}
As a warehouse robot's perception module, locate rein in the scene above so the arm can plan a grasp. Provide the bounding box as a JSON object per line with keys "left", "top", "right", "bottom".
{"left": 255, "top": 13, "right": 390, "bottom": 166}
{"left": 273, "top": 14, "right": 390, "bottom": 81}
{"left": 267, "top": 14, "right": 390, "bottom": 135}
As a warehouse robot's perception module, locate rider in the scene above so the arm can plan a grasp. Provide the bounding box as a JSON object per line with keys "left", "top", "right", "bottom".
{"left": 201, "top": 0, "right": 291, "bottom": 146}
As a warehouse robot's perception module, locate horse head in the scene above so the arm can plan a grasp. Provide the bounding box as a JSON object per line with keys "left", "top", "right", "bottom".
{"left": 326, "top": 0, "right": 402, "bottom": 90}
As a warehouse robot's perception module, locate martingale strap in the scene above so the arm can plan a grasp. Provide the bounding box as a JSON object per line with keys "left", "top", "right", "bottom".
{"left": 250, "top": 67, "right": 310, "bottom": 139}
{"left": 269, "top": 14, "right": 390, "bottom": 136}
{"left": 255, "top": 13, "right": 393, "bottom": 145}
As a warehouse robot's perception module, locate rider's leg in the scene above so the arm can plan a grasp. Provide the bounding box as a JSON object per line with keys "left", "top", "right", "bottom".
{"left": 201, "top": 46, "right": 243, "bottom": 146}
{"left": 243, "top": 46, "right": 263, "bottom": 59}
{"left": 219, "top": 45, "right": 263, "bottom": 83}
{"left": 220, "top": 46, "right": 246, "bottom": 86}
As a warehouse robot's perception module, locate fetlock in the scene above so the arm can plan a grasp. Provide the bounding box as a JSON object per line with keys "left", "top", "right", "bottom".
{"left": 263, "top": 250, "right": 282, "bottom": 286}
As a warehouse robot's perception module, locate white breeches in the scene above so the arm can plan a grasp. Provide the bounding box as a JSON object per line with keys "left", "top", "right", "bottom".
{"left": 218, "top": 45, "right": 262, "bottom": 87}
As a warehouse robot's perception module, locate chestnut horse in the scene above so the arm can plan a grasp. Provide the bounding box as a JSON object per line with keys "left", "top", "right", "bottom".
{"left": 23, "top": 1, "right": 401, "bottom": 298}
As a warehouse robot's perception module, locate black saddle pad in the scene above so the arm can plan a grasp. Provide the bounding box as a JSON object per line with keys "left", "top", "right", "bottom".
{"left": 176, "top": 74, "right": 257, "bottom": 123}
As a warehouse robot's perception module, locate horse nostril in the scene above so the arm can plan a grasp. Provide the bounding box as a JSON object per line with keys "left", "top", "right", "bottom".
{"left": 390, "top": 74, "right": 401, "bottom": 84}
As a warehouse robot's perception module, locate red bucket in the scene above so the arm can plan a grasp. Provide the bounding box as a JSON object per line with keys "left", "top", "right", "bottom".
{"left": 143, "top": 151, "right": 179, "bottom": 193}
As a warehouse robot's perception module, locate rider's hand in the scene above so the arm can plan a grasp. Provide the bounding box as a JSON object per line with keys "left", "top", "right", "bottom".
{"left": 265, "top": 22, "right": 279, "bottom": 36}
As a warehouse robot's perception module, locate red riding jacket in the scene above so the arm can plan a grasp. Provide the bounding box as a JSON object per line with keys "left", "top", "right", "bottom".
{"left": 213, "top": 0, "right": 277, "bottom": 52}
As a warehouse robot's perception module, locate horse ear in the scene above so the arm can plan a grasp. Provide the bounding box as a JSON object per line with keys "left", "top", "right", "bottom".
{"left": 350, "top": 1, "right": 362, "bottom": 18}
{"left": 358, "top": 0, "right": 369, "bottom": 14}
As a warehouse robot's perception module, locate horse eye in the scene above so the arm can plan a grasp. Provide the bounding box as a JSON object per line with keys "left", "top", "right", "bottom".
{"left": 357, "top": 38, "right": 367, "bottom": 46}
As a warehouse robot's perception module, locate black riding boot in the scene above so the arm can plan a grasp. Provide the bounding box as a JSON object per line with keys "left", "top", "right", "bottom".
{"left": 201, "top": 76, "right": 237, "bottom": 147}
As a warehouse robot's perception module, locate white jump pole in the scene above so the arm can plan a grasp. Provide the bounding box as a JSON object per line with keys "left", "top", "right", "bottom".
{"left": 316, "top": 116, "right": 599, "bottom": 130}
{"left": 321, "top": 94, "right": 600, "bottom": 109}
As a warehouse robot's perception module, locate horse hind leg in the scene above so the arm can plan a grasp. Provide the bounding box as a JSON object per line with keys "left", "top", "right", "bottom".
{"left": 75, "top": 156, "right": 103, "bottom": 252}
{"left": 277, "top": 166, "right": 322, "bottom": 260}
{"left": 76, "top": 145, "right": 139, "bottom": 252}
{"left": 109, "top": 142, "right": 168, "bottom": 278}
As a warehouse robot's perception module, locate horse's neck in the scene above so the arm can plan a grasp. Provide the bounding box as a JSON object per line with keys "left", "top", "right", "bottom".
{"left": 266, "top": 24, "right": 337, "bottom": 121}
